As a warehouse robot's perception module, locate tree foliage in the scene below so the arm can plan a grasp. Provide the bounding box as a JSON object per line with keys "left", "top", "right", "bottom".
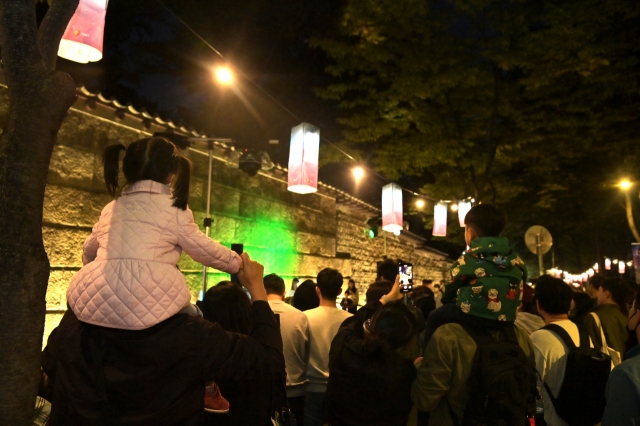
{"left": 313, "top": 0, "right": 640, "bottom": 270}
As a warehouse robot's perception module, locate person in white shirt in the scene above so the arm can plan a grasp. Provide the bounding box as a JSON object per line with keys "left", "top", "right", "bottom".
{"left": 303, "top": 268, "right": 352, "bottom": 426}
{"left": 265, "top": 273, "right": 310, "bottom": 424}
{"left": 530, "top": 276, "right": 593, "bottom": 426}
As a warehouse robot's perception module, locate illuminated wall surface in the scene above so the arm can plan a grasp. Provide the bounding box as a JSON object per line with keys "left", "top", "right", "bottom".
{"left": 0, "top": 85, "right": 451, "bottom": 347}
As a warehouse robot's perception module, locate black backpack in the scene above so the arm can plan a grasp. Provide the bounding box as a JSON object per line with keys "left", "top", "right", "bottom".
{"left": 456, "top": 324, "right": 539, "bottom": 426}
{"left": 541, "top": 324, "right": 611, "bottom": 426}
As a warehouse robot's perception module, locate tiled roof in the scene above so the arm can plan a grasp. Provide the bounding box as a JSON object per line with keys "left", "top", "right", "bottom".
{"left": 75, "top": 85, "right": 381, "bottom": 215}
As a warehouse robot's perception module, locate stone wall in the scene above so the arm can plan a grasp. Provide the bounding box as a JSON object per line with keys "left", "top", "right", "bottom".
{"left": 0, "top": 84, "right": 451, "bottom": 347}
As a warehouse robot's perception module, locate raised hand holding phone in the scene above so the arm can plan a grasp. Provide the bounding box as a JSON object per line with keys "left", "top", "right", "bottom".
{"left": 380, "top": 275, "right": 404, "bottom": 304}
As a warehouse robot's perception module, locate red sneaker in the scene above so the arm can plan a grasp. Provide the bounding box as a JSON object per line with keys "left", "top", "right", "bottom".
{"left": 204, "top": 383, "right": 230, "bottom": 413}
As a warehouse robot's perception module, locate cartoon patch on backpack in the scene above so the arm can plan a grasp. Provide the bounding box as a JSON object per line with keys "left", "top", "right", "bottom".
{"left": 487, "top": 289, "right": 501, "bottom": 312}
{"left": 460, "top": 301, "right": 471, "bottom": 314}
{"left": 493, "top": 255, "right": 509, "bottom": 268}
{"left": 506, "top": 282, "right": 518, "bottom": 300}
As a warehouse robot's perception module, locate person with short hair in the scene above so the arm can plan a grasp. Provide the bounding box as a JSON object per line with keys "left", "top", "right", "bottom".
{"left": 325, "top": 277, "right": 419, "bottom": 426}
{"left": 530, "top": 275, "right": 594, "bottom": 426}
{"left": 422, "top": 203, "right": 527, "bottom": 345}
{"left": 583, "top": 277, "right": 629, "bottom": 358}
{"left": 377, "top": 258, "right": 398, "bottom": 283}
{"left": 264, "top": 273, "right": 310, "bottom": 424}
{"left": 303, "top": 268, "right": 352, "bottom": 426}
{"left": 292, "top": 279, "right": 320, "bottom": 312}
{"left": 365, "top": 281, "right": 393, "bottom": 303}
{"left": 602, "top": 291, "right": 640, "bottom": 426}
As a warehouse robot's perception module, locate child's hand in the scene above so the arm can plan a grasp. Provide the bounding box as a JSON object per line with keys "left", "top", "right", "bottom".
{"left": 381, "top": 275, "right": 403, "bottom": 304}
{"left": 238, "top": 252, "right": 267, "bottom": 301}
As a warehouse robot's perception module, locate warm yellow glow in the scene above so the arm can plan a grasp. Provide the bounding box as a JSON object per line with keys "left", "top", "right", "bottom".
{"left": 352, "top": 166, "right": 364, "bottom": 182}
{"left": 619, "top": 179, "right": 632, "bottom": 190}
{"left": 450, "top": 203, "right": 458, "bottom": 212}
{"left": 415, "top": 199, "right": 426, "bottom": 209}
{"left": 214, "top": 67, "right": 234, "bottom": 85}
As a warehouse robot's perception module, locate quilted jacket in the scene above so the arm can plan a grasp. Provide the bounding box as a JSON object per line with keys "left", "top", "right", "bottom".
{"left": 67, "top": 180, "right": 241, "bottom": 330}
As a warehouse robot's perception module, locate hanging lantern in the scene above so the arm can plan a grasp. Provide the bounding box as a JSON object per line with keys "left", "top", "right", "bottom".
{"left": 587, "top": 268, "right": 594, "bottom": 277}
{"left": 287, "top": 123, "right": 319, "bottom": 194}
{"left": 458, "top": 200, "right": 472, "bottom": 227}
{"left": 593, "top": 262, "right": 599, "bottom": 273}
{"left": 381, "top": 183, "right": 403, "bottom": 232}
{"left": 619, "top": 261, "right": 626, "bottom": 274}
{"left": 582, "top": 273, "right": 588, "bottom": 282}
{"left": 605, "top": 258, "right": 611, "bottom": 270}
{"left": 58, "top": 0, "right": 109, "bottom": 63}
{"left": 433, "top": 202, "right": 448, "bottom": 237}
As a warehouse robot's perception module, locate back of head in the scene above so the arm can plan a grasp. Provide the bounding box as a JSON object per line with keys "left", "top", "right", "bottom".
{"left": 600, "top": 278, "right": 630, "bottom": 308}
{"left": 535, "top": 275, "right": 572, "bottom": 315}
{"left": 365, "top": 302, "right": 418, "bottom": 352}
{"left": 317, "top": 268, "right": 343, "bottom": 300}
{"left": 588, "top": 274, "right": 605, "bottom": 292}
{"left": 377, "top": 258, "right": 397, "bottom": 283}
{"left": 366, "top": 281, "right": 394, "bottom": 303}
{"left": 464, "top": 203, "right": 506, "bottom": 237}
{"left": 199, "top": 281, "right": 253, "bottom": 334}
{"left": 292, "top": 280, "right": 320, "bottom": 311}
{"left": 571, "top": 291, "right": 593, "bottom": 318}
{"left": 264, "top": 273, "right": 285, "bottom": 296}
{"left": 412, "top": 286, "right": 436, "bottom": 319}
{"left": 102, "top": 137, "right": 192, "bottom": 209}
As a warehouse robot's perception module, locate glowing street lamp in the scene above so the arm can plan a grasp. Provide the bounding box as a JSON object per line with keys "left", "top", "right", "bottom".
{"left": 352, "top": 166, "right": 365, "bottom": 183}
{"left": 450, "top": 203, "right": 458, "bottom": 212}
{"left": 415, "top": 199, "right": 426, "bottom": 209}
{"left": 58, "top": 0, "right": 109, "bottom": 63}
{"left": 214, "top": 66, "right": 234, "bottom": 85}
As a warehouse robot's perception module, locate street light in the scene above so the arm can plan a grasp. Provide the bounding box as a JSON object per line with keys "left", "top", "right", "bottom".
{"left": 618, "top": 179, "right": 640, "bottom": 242}
{"left": 415, "top": 199, "right": 426, "bottom": 209}
{"left": 214, "top": 66, "right": 234, "bottom": 85}
{"left": 352, "top": 166, "right": 364, "bottom": 183}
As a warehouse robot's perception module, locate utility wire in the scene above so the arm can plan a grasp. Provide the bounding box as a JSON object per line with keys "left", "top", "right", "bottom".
{"left": 154, "top": 0, "right": 460, "bottom": 204}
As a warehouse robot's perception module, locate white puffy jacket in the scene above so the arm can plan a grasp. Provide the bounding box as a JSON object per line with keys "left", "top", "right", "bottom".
{"left": 67, "top": 180, "right": 241, "bottom": 330}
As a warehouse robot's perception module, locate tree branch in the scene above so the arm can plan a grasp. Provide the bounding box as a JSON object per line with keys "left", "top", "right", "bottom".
{"left": 37, "top": 0, "right": 79, "bottom": 71}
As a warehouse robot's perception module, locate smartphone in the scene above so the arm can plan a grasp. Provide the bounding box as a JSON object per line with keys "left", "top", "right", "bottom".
{"left": 230, "top": 243, "right": 244, "bottom": 286}
{"left": 398, "top": 261, "right": 413, "bottom": 293}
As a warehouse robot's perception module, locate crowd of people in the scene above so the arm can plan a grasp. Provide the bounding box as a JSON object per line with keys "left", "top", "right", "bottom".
{"left": 35, "top": 138, "right": 640, "bottom": 425}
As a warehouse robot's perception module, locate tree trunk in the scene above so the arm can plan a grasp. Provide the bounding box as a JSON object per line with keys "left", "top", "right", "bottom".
{"left": 0, "top": 0, "right": 78, "bottom": 424}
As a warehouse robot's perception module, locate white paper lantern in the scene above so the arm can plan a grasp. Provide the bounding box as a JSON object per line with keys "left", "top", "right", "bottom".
{"left": 433, "top": 202, "right": 448, "bottom": 237}
{"left": 58, "top": 0, "right": 109, "bottom": 63}
{"left": 287, "top": 123, "right": 319, "bottom": 194}
{"left": 458, "top": 200, "right": 472, "bottom": 227}
{"left": 605, "top": 258, "right": 611, "bottom": 270}
{"left": 619, "top": 262, "right": 626, "bottom": 274}
{"left": 381, "top": 183, "right": 403, "bottom": 232}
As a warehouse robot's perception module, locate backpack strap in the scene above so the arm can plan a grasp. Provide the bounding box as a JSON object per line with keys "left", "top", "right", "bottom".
{"left": 541, "top": 323, "right": 577, "bottom": 349}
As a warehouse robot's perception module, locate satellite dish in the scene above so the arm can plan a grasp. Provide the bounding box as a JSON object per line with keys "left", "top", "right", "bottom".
{"left": 525, "top": 226, "right": 553, "bottom": 255}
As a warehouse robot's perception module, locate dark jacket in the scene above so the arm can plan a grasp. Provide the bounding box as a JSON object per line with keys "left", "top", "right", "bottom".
{"left": 42, "top": 301, "right": 284, "bottom": 426}
{"left": 583, "top": 303, "right": 628, "bottom": 357}
{"left": 325, "top": 301, "right": 418, "bottom": 426}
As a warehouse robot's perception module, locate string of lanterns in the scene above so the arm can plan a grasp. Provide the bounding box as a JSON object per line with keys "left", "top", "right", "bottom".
{"left": 549, "top": 257, "right": 633, "bottom": 287}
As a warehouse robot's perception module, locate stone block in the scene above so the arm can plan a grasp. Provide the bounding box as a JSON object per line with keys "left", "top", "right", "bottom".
{"left": 44, "top": 185, "right": 112, "bottom": 227}
{"left": 296, "top": 232, "right": 336, "bottom": 257}
{"left": 235, "top": 220, "right": 297, "bottom": 251}
{"left": 48, "top": 145, "right": 96, "bottom": 189}
{"left": 208, "top": 183, "right": 240, "bottom": 217}
{"left": 43, "top": 227, "right": 89, "bottom": 267}
{"left": 43, "top": 313, "right": 65, "bottom": 349}
{"left": 46, "top": 270, "right": 76, "bottom": 309}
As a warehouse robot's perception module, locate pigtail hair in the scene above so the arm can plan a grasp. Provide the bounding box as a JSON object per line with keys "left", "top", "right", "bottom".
{"left": 102, "top": 144, "right": 126, "bottom": 197}
{"left": 171, "top": 155, "right": 192, "bottom": 210}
